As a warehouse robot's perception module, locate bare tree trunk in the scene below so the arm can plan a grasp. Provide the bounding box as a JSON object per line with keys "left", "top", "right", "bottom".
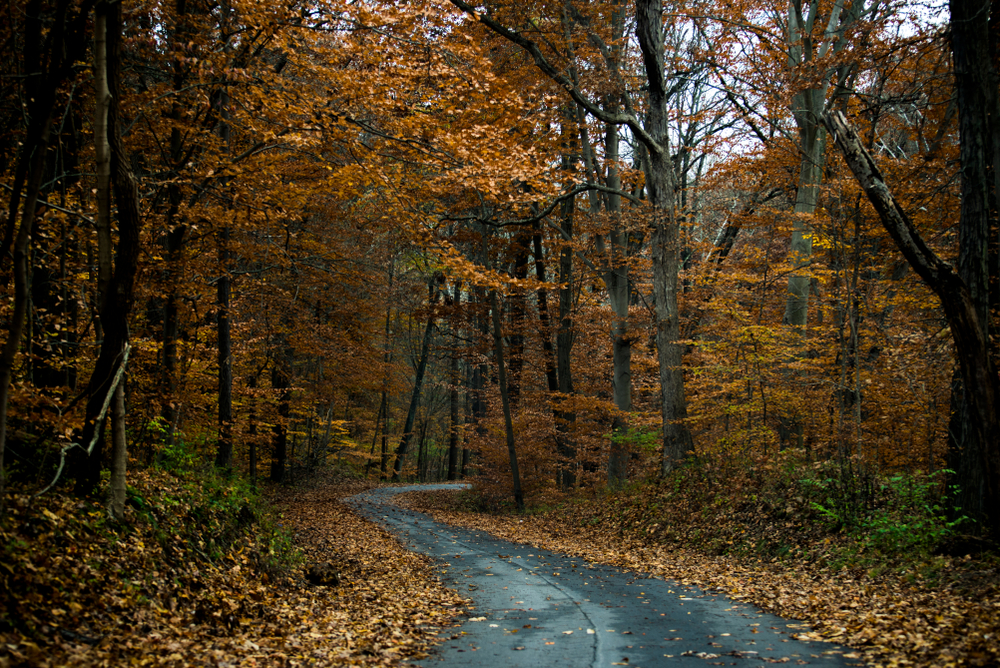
{"left": 368, "top": 390, "right": 386, "bottom": 477}
{"left": 76, "top": 0, "right": 142, "bottom": 501}
{"left": 945, "top": 0, "right": 1000, "bottom": 534}
{"left": 557, "top": 195, "right": 577, "bottom": 489}
{"left": 215, "top": 72, "right": 233, "bottom": 470}
{"left": 374, "top": 261, "right": 395, "bottom": 478}
{"left": 462, "top": 363, "right": 473, "bottom": 478}
{"left": 269, "top": 349, "right": 291, "bottom": 483}
{"left": 93, "top": 2, "right": 124, "bottom": 515}
{"left": 636, "top": 0, "right": 694, "bottom": 473}
{"left": 416, "top": 417, "right": 428, "bottom": 482}
{"left": 108, "top": 384, "right": 127, "bottom": 518}
{"left": 602, "top": 92, "right": 633, "bottom": 487}
{"left": 507, "top": 230, "right": 531, "bottom": 406}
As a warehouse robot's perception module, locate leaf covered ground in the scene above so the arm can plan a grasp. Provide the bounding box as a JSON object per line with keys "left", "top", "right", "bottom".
{"left": 397, "top": 473, "right": 1000, "bottom": 668}
{"left": 1, "top": 471, "right": 465, "bottom": 667}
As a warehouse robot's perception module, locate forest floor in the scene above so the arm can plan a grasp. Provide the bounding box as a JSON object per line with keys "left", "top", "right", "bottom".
{"left": 396, "top": 478, "right": 1000, "bottom": 668}
{"left": 4, "top": 464, "right": 999, "bottom": 668}
{"left": 0, "top": 470, "right": 467, "bottom": 668}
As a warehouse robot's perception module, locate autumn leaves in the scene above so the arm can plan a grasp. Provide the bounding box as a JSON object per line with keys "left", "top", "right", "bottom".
{"left": 0, "top": 0, "right": 988, "bottom": 535}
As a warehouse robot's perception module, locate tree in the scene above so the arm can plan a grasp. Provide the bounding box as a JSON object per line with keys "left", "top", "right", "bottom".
{"left": 824, "top": 105, "right": 1000, "bottom": 536}
{"left": 448, "top": 0, "right": 695, "bottom": 475}
{"left": 0, "top": 0, "right": 92, "bottom": 504}
{"left": 392, "top": 274, "right": 439, "bottom": 481}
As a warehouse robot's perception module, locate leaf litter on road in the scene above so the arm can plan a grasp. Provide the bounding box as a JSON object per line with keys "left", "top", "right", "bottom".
{"left": 396, "top": 487, "right": 1000, "bottom": 667}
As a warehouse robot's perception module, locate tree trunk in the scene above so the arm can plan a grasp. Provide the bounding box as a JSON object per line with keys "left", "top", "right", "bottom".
{"left": 247, "top": 374, "right": 258, "bottom": 483}
{"left": 636, "top": 0, "right": 694, "bottom": 474}
{"left": 491, "top": 290, "right": 524, "bottom": 511}
{"left": 368, "top": 390, "right": 387, "bottom": 477}
{"left": 160, "top": 223, "right": 185, "bottom": 442}
{"left": 556, "top": 200, "right": 576, "bottom": 488}
{"left": 75, "top": 0, "right": 142, "bottom": 499}
{"left": 392, "top": 278, "right": 437, "bottom": 480}
{"left": 375, "top": 261, "right": 395, "bottom": 478}
{"left": 216, "top": 226, "right": 233, "bottom": 470}
{"left": 270, "top": 347, "right": 292, "bottom": 483}
{"left": 448, "top": 282, "right": 462, "bottom": 480}
{"left": 462, "top": 362, "right": 473, "bottom": 478}
{"left": 108, "top": 384, "right": 127, "bottom": 519}
{"left": 945, "top": 0, "right": 1000, "bottom": 534}
{"left": 603, "top": 98, "right": 633, "bottom": 488}
{"left": 94, "top": 2, "right": 129, "bottom": 518}
{"left": 416, "top": 416, "right": 427, "bottom": 482}
{"left": 507, "top": 230, "right": 531, "bottom": 406}
{"left": 824, "top": 109, "right": 1000, "bottom": 537}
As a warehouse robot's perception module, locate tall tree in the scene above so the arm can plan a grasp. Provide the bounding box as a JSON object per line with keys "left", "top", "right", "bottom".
{"left": 449, "top": 0, "right": 696, "bottom": 474}
{"left": 825, "top": 102, "right": 1000, "bottom": 536}
{"left": 0, "top": 0, "right": 92, "bottom": 504}
{"left": 74, "top": 0, "right": 143, "bottom": 498}
{"left": 392, "top": 275, "right": 439, "bottom": 481}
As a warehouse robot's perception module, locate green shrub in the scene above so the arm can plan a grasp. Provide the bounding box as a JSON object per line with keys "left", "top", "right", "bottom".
{"left": 804, "top": 468, "right": 969, "bottom": 557}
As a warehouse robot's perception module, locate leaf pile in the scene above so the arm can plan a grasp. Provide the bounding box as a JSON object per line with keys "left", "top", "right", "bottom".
{"left": 398, "top": 485, "right": 1000, "bottom": 667}
{"left": 1, "top": 471, "right": 465, "bottom": 667}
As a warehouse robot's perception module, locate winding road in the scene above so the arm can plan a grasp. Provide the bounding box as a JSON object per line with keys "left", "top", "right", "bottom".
{"left": 348, "top": 485, "right": 861, "bottom": 667}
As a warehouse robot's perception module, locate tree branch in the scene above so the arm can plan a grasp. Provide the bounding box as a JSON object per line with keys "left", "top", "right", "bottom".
{"left": 447, "top": 0, "right": 664, "bottom": 157}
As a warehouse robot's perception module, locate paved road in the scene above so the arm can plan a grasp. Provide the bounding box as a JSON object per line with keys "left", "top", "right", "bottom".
{"left": 348, "top": 485, "right": 860, "bottom": 668}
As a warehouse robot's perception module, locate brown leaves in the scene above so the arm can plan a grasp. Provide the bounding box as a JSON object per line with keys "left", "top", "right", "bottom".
{"left": 402, "top": 487, "right": 1000, "bottom": 668}
{"left": 1, "top": 472, "right": 465, "bottom": 668}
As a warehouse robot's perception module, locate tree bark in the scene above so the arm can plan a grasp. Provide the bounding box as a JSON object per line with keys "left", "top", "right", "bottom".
{"left": 491, "top": 290, "right": 524, "bottom": 511}
{"left": 447, "top": 281, "right": 462, "bottom": 480}
{"left": 108, "top": 382, "right": 127, "bottom": 519}
{"left": 602, "top": 95, "right": 633, "bottom": 488}
{"left": 93, "top": 2, "right": 124, "bottom": 515}
{"left": 507, "top": 230, "right": 531, "bottom": 406}
{"left": 215, "top": 228, "right": 233, "bottom": 469}
{"left": 945, "top": 0, "right": 1000, "bottom": 533}
{"left": 269, "top": 348, "right": 291, "bottom": 483}
{"left": 824, "top": 109, "right": 1000, "bottom": 537}
{"left": 392, "top": 278, "right": 437, "bottom": 480}
{"left": 74, "top": 0, "right": 142, "bottom": 500}
{"left": 636, "top": 0, "right": 694, "bottom": 473}
{"left": 557, "top": 210, "right": 576, "bottom": 488}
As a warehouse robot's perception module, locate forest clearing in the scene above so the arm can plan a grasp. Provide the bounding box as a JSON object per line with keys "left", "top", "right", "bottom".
{"left": 2, "top": 0, "right": 1000, "bottom": 665}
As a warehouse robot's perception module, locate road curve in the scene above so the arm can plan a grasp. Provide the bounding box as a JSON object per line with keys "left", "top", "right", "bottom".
{"left": 347, "top": 485, "right": 861, "bottom": 668}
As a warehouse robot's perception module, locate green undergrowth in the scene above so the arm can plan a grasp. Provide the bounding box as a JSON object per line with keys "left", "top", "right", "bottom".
{"left": 470, "top": 452, "right": 997, "bottom": 584}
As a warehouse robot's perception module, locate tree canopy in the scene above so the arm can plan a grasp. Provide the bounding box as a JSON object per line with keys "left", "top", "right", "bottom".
{"left": 1, "top": 0, "right": 996, "bottom": 536}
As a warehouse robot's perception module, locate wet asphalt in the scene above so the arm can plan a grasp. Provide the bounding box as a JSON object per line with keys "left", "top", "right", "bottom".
{"left": 347, "top": 485, "right": 861, "bottom": 668}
